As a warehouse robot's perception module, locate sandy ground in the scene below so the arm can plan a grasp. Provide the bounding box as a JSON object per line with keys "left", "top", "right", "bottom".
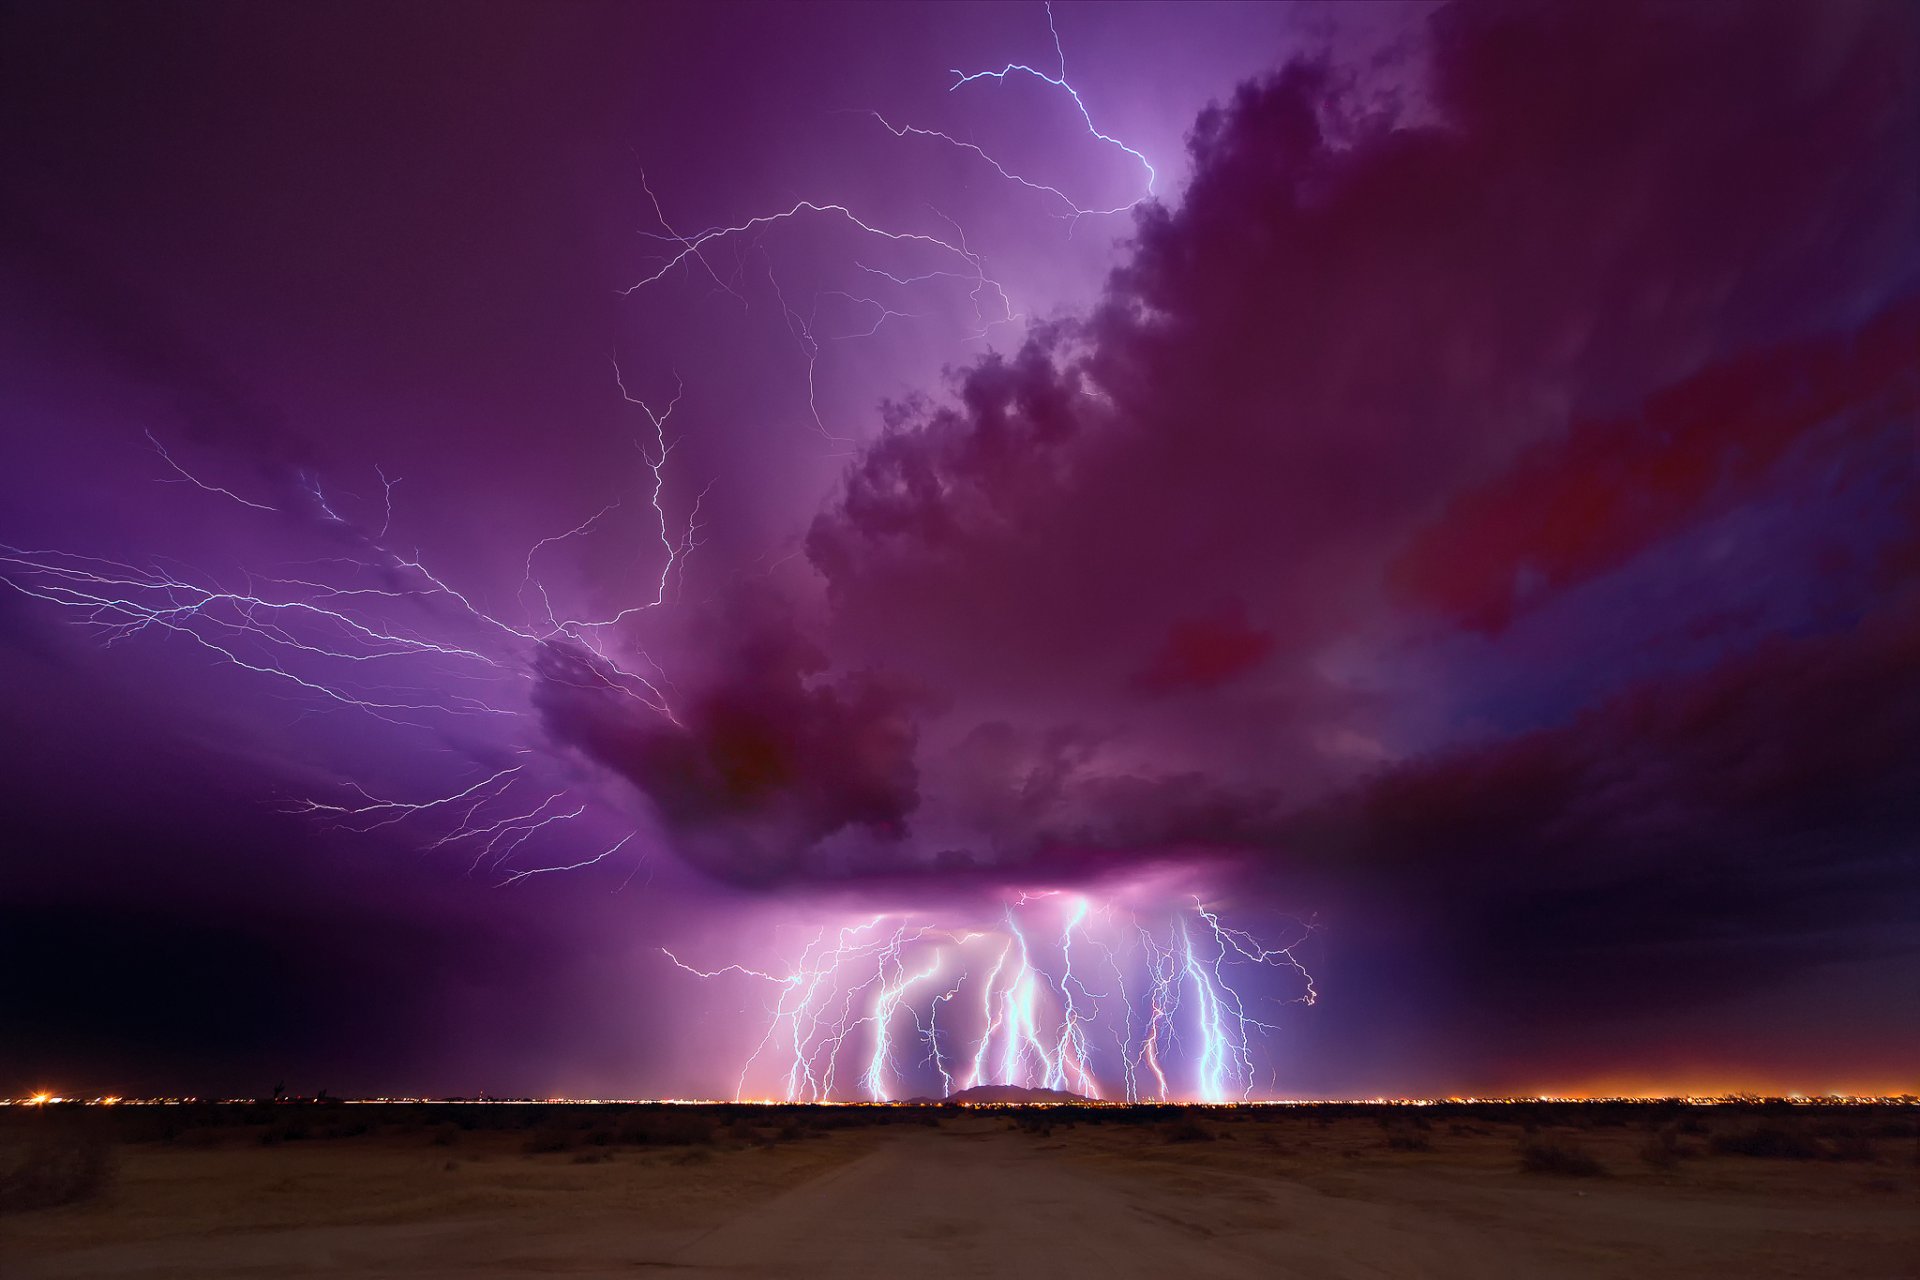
{"left": 3, "top": 1113, "right": 1915, "bottom": 1278}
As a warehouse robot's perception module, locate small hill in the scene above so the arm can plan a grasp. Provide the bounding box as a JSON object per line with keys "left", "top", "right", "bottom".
{"left": 944, "top": 1084, "right": 1090, "bottom": 1105}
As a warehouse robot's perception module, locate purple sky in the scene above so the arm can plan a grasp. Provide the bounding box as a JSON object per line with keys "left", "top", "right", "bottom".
{"left": 2, "top": 0, "right": 1916, "bottom": 1101}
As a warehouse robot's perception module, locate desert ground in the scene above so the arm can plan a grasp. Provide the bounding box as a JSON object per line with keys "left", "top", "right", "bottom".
{"left": 2, "top": 1102, "right": 1915, "bottom": 1278}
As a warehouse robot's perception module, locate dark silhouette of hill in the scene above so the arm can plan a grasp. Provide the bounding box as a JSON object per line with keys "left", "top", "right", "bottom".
{"left": 935, "top": 1085, "right": 1090, "bottom": 1105}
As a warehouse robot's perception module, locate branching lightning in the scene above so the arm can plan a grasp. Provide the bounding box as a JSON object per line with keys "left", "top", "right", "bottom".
{"left": 0, "top": 6, "right": 1305, "bottom": 1109}
{"left": 666, "top": 893, "right": 1314, "bottom": 1103}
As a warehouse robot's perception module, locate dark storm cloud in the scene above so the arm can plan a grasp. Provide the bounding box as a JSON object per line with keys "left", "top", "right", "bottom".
{"left": 980, "top": 599, "right": 1920, "bottom": 1031}
{"left": 554, "top": 0, "right": 1918, "bottom": 920}
{"left": 810, "top": 0, "right": 1917, "bottom": 707}
{"left": 1276, "top": 601, "right": 1920, "bottom": 1022}
{"left": 532, "top": 610, "right": 933, "bottom": 885}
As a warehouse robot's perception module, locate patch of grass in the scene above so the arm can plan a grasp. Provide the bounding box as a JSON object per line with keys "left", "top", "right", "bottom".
{"left": 1518, "top": 1135, "right": 1606, "bottom": 1177}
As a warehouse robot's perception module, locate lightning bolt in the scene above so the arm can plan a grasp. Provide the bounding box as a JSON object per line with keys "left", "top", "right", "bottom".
{"left": 666, "top": 892, "right": 1314, "bottom": 1102}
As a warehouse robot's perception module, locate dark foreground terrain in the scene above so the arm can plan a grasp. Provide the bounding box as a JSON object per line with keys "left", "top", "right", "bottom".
{"left": 2, "top": 1100, "right": 1915, "bottom": 1277}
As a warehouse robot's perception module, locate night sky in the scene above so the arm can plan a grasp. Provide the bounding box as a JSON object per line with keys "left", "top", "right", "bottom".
{"left": 2, "top": 0, "right": 1915, "bottom": 1102}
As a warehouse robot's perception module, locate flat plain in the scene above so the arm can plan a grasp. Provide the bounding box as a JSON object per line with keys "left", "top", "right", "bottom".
{"left": 2, "top": 1102, "right": 1915, "bottom": 1278}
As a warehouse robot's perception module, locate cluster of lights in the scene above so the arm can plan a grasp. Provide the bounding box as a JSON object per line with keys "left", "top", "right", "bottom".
{"left": 9, "top": 1092, "right": 1915, "bottom": 1109}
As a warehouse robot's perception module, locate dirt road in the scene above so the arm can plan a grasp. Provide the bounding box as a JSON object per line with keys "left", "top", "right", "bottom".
{"left": 649, "top": 1128, "right": 1593, "bottom": 1278}
{"left": 657, "top": 1127, "right": 1227, "bottom": 1275}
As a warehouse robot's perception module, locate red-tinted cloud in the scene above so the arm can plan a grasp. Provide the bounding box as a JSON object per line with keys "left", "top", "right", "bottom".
{"left": 1134, "top": 599, "right": 1275, "bottom": 694}
{"left": 1392, "top": 293, "right": 1920, "bottom": 631}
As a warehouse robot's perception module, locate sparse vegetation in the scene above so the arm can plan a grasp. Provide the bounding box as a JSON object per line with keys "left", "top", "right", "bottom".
{"left": 1709, "top": 1125, "right": 1822, "bottom": 1161}
{"left": 1518, "top": 1134, "right": 1606, "bottom": 1176}
{"left": 1162, "top": 1114, "right": 1215, "bottom": 1143}
{"left": 0, "top": 1132, "right": 117, "bottom": 1213}
{"left": 1639, "top": 1125, "right": 1693, "bottom": 1169}
{"left": 522, "top": 1125, "right": 578, "bottom": 1154}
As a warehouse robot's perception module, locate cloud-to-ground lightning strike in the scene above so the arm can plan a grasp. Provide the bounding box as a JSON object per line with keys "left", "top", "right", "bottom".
{"left": 664, "top": 894, "right": 1315, "bottom": 1103}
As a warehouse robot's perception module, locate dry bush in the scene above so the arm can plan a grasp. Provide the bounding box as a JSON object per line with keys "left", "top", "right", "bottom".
{"left": 522, "top": 1125, "right": 578, "bottom": 1154}
{"left": 0, "top": 1134, "right": 117, "bottom": 1213}
{"left": 1639, "top": 1125, "right": 1694, "bottom": 1169}
{"left": 1518, "top": 1135, "right": 1606, "bottom": 1177}
{"left": 1639, "top": 1140, "right": 1678, "bottom": 1169}
{"left": 1709, "top": 1125, "right": 1822, "bottom": 1160}
{"left": 615, "top": 1111, "right": 717, "bottom": 1147}
{"left": 1162, "top": 1114, "right": 1215, "bottom": 1143}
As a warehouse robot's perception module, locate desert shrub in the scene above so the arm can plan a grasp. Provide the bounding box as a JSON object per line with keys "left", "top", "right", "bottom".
{"left": 1709, "top": 1125, "right": 1821, "bottom": 1160}
{"left": 716, "top": 1120, "right": 772, "bottom": 1146}
{"left": 1825, "top": 1130, "right": 1876, "bottom": 1162}
{"left": 1518, "top": 1135, "right": 1605, "bottom": 1177}
{"left": 257, "top": 1116, "right": 312, "bottom": 1145}
{"left": 1639, "top": 1129, "right": 1687, "bottom": 1170}
{"left": 428, "top": 1124, "right": 460, "bottom": 1147}
{"left": 522, "top": 1126, "right": 578, "bottom": 1154}
{"left": 1163, "top": 1115, "right": 1215, "bottom": 1143}
{"left": 1011, "top": 1113, "right": 1054, "bottom": 1137}
{"left": 616, "top": 1111, "right": 717, "bottom": 1147}
{"left": 1385, "top": 1129, "right": 1432, "bottom": 1152}
{"left": 0, "top": 1134, "right": 118, "bottom": 1213}
{"left": 653, "top": 1112, "right": 718, "bottom": 1145}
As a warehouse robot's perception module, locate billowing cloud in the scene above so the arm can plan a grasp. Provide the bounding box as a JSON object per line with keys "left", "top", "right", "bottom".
{"left": 549, "top": 0, "right": 1918, "bottom": 913}
{"left": 533, "top": 609, "right": 931, "bottom": 885}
